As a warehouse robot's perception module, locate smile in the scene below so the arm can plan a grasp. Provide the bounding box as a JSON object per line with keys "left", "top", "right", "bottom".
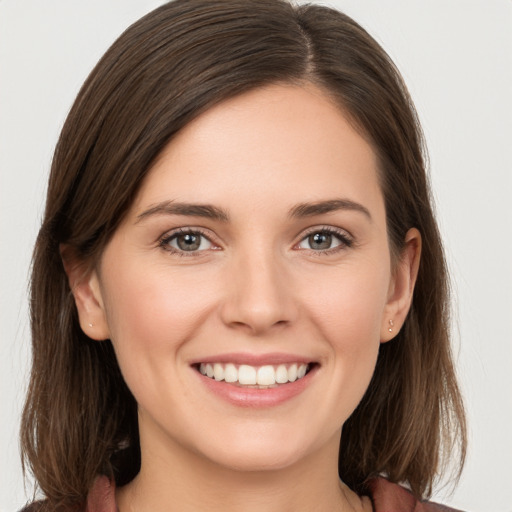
{"left": 198, "top": 362, "right": 310, "bottom": 388}
{"left": 191, "top": 354, "right": 318, "bottom": 407}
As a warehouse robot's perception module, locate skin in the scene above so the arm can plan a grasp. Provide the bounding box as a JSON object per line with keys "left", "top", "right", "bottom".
{"left": 67, "top": 83, "right": 421, "bottom": 512}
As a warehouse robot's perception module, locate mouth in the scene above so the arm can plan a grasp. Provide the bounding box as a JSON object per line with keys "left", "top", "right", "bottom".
{"left": 190, "top": 353, "right": 319, "bottom": 407}
{"left": 194, "top": 362, "right": 316, "bottom": 389}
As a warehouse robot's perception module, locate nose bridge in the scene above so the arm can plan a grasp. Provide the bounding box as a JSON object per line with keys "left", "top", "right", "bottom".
{"left": 221, "top": 242, "right": 295, "bottom": 334}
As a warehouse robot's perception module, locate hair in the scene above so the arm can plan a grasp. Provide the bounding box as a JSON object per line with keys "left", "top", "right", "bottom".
{"left": 21, "top": 0, "right": 466, "bottom": 509}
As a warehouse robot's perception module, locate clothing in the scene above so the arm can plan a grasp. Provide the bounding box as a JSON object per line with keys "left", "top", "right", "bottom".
{"left": 367, "top": 478, "right": 464, "bottom": 511}
{"left": 20, "top": 476, "right": 465, "bottom": 512}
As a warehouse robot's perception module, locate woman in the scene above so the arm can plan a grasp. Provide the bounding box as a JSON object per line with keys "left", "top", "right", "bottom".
{"left": 20, "top": 0, "right": 466, "bottom": 510}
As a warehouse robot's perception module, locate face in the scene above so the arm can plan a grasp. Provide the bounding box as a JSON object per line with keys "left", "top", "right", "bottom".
{"left": 80, "top": 84, "right": 415, "bottom": 473}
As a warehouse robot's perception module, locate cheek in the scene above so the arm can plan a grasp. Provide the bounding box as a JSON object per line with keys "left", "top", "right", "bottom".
{"left": 303, "top": 261, "right": 390, "bottom": 413}
{"left": 100, "top": 259, "right": 217, "bottom": 371}
{"left": 308, "top": 262, "right": 390, "bottom": 346}
{"left": 99, "top": 261, "right": 223, "bottom": 428}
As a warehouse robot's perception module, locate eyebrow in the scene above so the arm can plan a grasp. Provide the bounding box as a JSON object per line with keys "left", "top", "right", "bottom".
{"left": 288, "top": 199, "right": 372, "bottom": 221}
{"left": 136, "top": 200, "right": 230, "bottom": 223}
{"left": 136, "top": 198, "right": 371, "bottom": 224}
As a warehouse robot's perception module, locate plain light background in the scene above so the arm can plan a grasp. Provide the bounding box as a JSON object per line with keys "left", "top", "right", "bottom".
{"left": 1, "top": 1, "right": 511, "bottom": 511}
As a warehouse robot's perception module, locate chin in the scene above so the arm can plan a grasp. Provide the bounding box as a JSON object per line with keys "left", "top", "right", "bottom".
{"left": 188, "top": 420, "right": 333, "bottom": 474}
{"left": 202, "top": 442, "right": 309, "bottom": 473}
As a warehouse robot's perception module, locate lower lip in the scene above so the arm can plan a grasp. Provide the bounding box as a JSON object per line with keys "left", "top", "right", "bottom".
{"left": 195, "top": 366, "right": 317, "bottom": 408}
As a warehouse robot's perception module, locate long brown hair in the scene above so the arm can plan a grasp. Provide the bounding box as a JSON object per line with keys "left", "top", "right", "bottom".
{"left": 21, "top": 0, "right": 466, "bottom": 509}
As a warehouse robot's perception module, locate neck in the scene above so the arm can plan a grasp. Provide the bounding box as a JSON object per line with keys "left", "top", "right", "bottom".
{"left": 117, "top": 423, "right": 371, "bottom": 512}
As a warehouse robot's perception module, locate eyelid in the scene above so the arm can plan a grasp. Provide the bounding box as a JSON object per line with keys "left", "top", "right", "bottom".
{"left": 158, "top": 227, "right": 220, "bottom": 255}
{"left": 156, "top": 225, "right": 353, "bottom": 256}
{"left": 294, "top": 225, "right": 354, "bottom": 252}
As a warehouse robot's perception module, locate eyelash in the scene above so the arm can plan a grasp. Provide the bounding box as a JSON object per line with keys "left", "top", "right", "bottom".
{"left": 297, "top": 226, "right": 354, "bottom": 255}
{"left": 159, "top": 228, "right": 215, "bottom": 257}
{"left": 158, "top": 226, "right": 354, "bottom": 256}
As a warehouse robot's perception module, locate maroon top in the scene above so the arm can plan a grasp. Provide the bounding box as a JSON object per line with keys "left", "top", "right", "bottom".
{"left": 21, "top": 475, "right": 465, "bottom": 511}
{"left": 367, "top": 478, "right": 464, "bottom": 511}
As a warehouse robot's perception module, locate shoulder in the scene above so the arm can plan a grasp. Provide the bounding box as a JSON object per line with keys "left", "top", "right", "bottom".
{"left": 18, "top": 476, "right": 117, "bottom": 512}
{"left": 20, "top": 477, "right": 465, "bottom": 512}
{"left": 367, "top": 477, "right": 466, "bottom": 512}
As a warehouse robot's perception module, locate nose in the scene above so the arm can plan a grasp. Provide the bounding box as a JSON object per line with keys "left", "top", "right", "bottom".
{"left": 219, "top": 248, "right": 297, "bottom": 336}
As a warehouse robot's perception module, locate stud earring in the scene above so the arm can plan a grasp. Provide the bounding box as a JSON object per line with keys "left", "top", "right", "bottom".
{"left": 388, "top": 319, "right": 394, "bottom": 332}
{"left": 88, "top": 322, "right": 93, "bottom": 328}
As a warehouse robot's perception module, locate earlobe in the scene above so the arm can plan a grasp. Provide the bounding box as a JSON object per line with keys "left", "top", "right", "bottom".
{"left": 60, "top": 244, "right": 110, "bottom": 341}
{"left": 381, "top": 228, "right": 422, "bottom": 342}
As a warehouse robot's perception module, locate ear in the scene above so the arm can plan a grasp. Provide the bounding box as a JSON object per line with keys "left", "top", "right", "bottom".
{"left": 380, "top": 228, "right": 422, "bottom": 342}
{"left": 60, "top": 244, "right": 110, "bottom": 341}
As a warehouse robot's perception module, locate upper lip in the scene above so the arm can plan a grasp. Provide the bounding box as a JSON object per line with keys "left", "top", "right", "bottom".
{"left": 189, "top": 352, "right": 316, "bottom": 366}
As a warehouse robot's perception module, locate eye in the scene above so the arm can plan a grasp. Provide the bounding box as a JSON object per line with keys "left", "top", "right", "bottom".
{"left": 160, "top": 229, "right": 214, "bottom": 253}
{"left": 297, "top": 228, "right": 352, "bottom": 252}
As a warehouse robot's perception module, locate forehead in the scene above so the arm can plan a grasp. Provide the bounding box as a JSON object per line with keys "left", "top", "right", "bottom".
{"left": 130, "top": 83, "right": 383, "bottom": 219}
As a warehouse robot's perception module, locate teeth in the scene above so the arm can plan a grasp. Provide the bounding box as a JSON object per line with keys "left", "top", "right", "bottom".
{"left": 275, "top": 365, "right": 288, "bottom": 384}
{"left": 213, "top": 363, "right": 224, "bottom": 381}
{"left": 224, "top": 363, "right": 238, "bottom": 383}
{"left": 288, "top": 363, "right": 298, "bottom": 382}
{"left": 198, "top": 362, "right": 310, "bottom": 386}
{"left": 257, "top": 365, "right": 275, "bottom": 386}
{"left": 238, "top": 365, "right": 257, "bottom": 385}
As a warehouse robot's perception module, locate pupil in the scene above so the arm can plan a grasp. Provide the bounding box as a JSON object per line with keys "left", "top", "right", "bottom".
{"left": 310, "top": 232, "right": 331, "bottom": 250}
{"left": 178, "top": 233, "right": 200, "bottom": 251}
